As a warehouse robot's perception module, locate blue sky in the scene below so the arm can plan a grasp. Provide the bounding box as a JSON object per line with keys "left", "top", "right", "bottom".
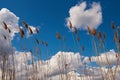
{"left": 0, "top": 0, "right": 119, "bottom": 59}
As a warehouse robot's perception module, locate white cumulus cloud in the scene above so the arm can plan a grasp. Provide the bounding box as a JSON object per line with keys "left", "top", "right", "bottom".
{"left": 66, "top": 1, "right": 102, "bottom": 30}
{"left": 0, "top": 8, "right": 19, "bottom": 39}
{"left": 91, "top": 49, "right": 119, "bottom": 66}
{"left": 0, "top": 8, "right": 20, "bottom": 55}
{"left": 0, "top": 8, "right": 39, "bottom": 55}
{"left": 0, "top": 7, "right": 120, "bottom": 80}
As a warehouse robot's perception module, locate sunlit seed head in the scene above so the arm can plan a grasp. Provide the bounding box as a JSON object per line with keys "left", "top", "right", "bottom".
{"left": 36, "top": 47, "right": 39, "bottom": 54}
{"left": 35, "top": 39, "right": 39, "bottom": 44}
{"left": 115, "top": 32, "right": 118, "bottom": 38}
{"left": 118, "top": 38, "right": 120, "bottom": 43}
{"left": 111, "top": 22, "right": 115, "bottom": 29}
{"left": 19, "top": 27, "right": 24, "bottom": 38}
{"left": 91, "top": 28, "right": 96, "bottom": 36}
{"left": 69, "top": 21, "right": 72, "bottom": 29}
{"left": 35, "top": 28, "right": 39, "bottom": 33}
{"left": 82, "top": 45, "right": 84, "bottom": 51}
{"left": 114, "top": 36, "right": 116, "bottom": 42}
{"left": 87, "top": 26, "right": 91, "bottom": 34}
{"left": 3, "top": 35, "right": 7, "bottom": 40}
{"left": 76, "top": 36, "right": 80, "bottom": 42}
{"left": 22, "top": 20, "right": 28, "bottom": 28}
{"left": 28, "top": 27, "right": 33, "bottom": 34}
{"left": 56, "top": 32, "right": 61, "bottom": 40}
{"left": 97, "top": 31, "right": 101, "bottom": 39}
{"left": 3, "top": 21, "right": 8, "bottom": 30}
{"left": 74, "top": 27, "right": 78, "bottom": 34}
{"left": 103, "top": 33, "right": 106, "bottom": 39}
{"left": 8, "top": 28, "right": 11, "bottom": 33}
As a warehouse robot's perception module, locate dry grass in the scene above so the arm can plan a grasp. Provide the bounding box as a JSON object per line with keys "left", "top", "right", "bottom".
{"left": 2, "top": 21, "right": 8, "bottom": 30}
{"left": 0, "top": 20, "right": 120, "bottom": 80}
{"left": 19, "top": 27, "right": 24, "bottom": 38}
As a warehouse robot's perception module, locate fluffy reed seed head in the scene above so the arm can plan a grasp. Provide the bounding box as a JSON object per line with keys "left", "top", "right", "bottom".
{"left": 3, "top": 35, "right": 6, "bottom": 40}
{"left": 28, "top": 27, "right": 33, "bottom": 34}
{"left": 114, "top": 35, "right": 116, "bottom": 42}
{"left": 76, "top": 36, "right": 80, "bottom": 42}
{"left": 97, "top": 31, "right": 101, "bottom": 39}
{"left": 74, "top": 27, "right": 78, "bottom": 35}
{"left": 91, "top": 28, "right": 96, "bottom": 36}
{"left": 82, "top": 45, "right": 84, "bottom": 51}
{"left": 69, "top": 21, "right": 72, "bottom": 29}
{"left": 19, "top": 27, "right": 24, "bottom": 38}
{"left": 115, "top": 32, "right": 118, "bottom": 38}
{"left": 3, "top": 21, "right": 8, "bottom": 30}
{"left": 87, "top": 26, "right": 91, "bottom": 34}
{"left": 118, "top": 38, "right": 120, "bottom": 43}
{"left": 7, "top": 28, "right": 11, "bottom": 33}
{"left": 35, "top": 28, "right": 39, "bottom": 33}
{"left": 22, "top": 20, "right": 28, "bottom": 28}
{"left": 111, "top": 22, "right": 115, "bottom": 29}
{"left": 35, "top": 39, "right": 39, "bottom": 44}
{"left": 103, "top": 33, "right": 106, "bottom": 39}
{"left": 56, "top": 32, "right": 61, "bottom": 40}
{"left": 36, "top": 47, "right": 39, "bottom": 54}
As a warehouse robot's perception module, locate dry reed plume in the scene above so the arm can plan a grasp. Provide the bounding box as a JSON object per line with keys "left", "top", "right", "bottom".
{"left": 0, "top": 19, "right": 120, "bottom": 80}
